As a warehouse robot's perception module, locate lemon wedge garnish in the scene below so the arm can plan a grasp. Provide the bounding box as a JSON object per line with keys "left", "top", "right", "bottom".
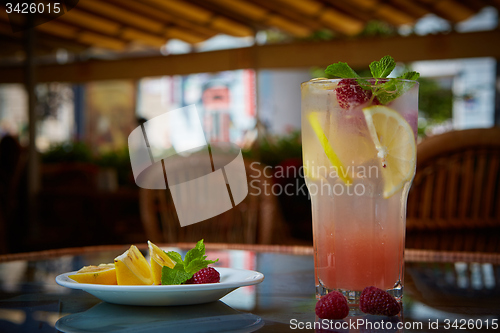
{"left": 362, "top": 105, "right": 416, "bottom": 198}
{"left": 114, "top": 245, "right": 153, "bottom": 285}
{"left": 68, "top": 264, "right": 117, "bottom": 285}
{"left": 148, "top": 241, "right": 176, "bottom": 285}
{"left": 307, "top": 112, "right": 352, "bottom": 184}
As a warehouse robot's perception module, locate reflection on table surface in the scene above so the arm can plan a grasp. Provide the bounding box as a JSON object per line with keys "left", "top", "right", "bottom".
{"left": 56, "top": 301, "right": 263, "bottom": 333}
{"left": 0, "top": 244, "right": 499, "bottom": 332}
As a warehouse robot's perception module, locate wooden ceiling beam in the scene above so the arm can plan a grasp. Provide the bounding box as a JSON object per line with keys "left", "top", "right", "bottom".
{"left": 249, "top": 0, "right": 324, "bottom": 31}
{"left": 76, "top": 1, "right": 206, "bottom": 46}
{"left": 415, "top": 0, "right": 476, "bottom": 23}
{"left": 120, "top": 29, "right": 166, "bottom": 48}
{"left": 206, "top": 0, "right": 311, "bottom": 37}
{"left": 375, "top": 4, "right": 416, "bottom": 25}
{"left": 433, "top": 0, "right": 476, "bottom": 23}
{"left": 389, "top": 0, "right": 430, "bottom": 19}
{"left": 35, "top": 20, "right": 79, "bottom": 39}
{"left": 274, "top": 0, "right": 364, "bottom": 35}
{"left": 0, "top": 3, "right": 130, "bottom": 51}
{"left": 142, "top": 0, "right": 254, "bottom": 37}
{"left": 33, "top": 19, "right": 127, "bottom": 51}
{"left": 106, "top": 0, "right": 216, "bottom": 43}
{"left": 344, "top": 0, "right": 417, "bottom": 26}
{"left": 57, "top": 7, "right": 121, "bottom": 35}
{"left": 57, "top": 7, "right": 171, "bottom": 48}
{"left": 1, "top": 29, "right": 498, "bottom": 83}
{"left": 320, "top": 0, "right": 374, "bottom": 23}
{"left": 76, "top": 0, "right": 164, "bottom": 34}
{"left": 77, "top": 31, "right": 125, "bottom": 51}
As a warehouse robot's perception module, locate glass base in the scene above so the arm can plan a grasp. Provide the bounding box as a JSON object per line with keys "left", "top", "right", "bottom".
{"left": 316, "top": 280, "right": 403, "bottom": 306}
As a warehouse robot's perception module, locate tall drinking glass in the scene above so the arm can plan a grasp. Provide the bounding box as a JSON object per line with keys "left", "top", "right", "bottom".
{"left": 301, "top": 78, "right": 418, "bottom": 305}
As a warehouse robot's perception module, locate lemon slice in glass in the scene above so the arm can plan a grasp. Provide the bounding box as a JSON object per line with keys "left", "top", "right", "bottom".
{"left": 148, "top": 241, "right": 176, "bottom": 285}
{"left": 114, "top": 245, "right": 153, "bottom": 285}
{"left": 307, "top": 112, "right": 352, "bottom": 184}
{"left": 362, "top": 105, "right": 416, "bottom": 198}
{"left": 69, "top": 264, "right": 117, "bottom": 285}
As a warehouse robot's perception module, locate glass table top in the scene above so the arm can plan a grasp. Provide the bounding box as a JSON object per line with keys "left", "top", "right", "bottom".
{"left": 0, "top": 244, "right": 498, "bottom": 332}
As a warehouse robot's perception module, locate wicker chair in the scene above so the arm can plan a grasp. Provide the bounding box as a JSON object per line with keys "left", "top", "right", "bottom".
{"left": 406, "top": 127, "right": 500, "bottom": 252}
{"left": 139, "top": 159, "right": 285, "bottom": 245}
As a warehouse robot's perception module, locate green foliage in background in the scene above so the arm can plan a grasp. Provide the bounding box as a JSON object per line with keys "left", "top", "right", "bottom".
{"left": 94, "top": 147, "right": 132, "bottom": 186}
{"left": 418, "top": 77, "right": 453, "bottom": 122}
{"left": 359, "top": 20, "right": 399, "bottom": 38}
{"left": 42, "top": 142, "right": 133, "bottom": 186}
{"left": 417, "top": 77, "right": 453, "bottom": 136}
{"left": 41, "top": 142, "right": 93, "bottom": 164}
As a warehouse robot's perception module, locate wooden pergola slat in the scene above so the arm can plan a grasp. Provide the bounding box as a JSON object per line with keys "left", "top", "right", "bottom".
{"left": 1, "top": 29, "right": 498, "bottom": 84}
{"left": 206, "top": 0, "right": 312, "bottom": 37}
{"left": 142, "top": 0, "right": 254, "bottom": 37}
{"left": 0, "top": 0, "right": 496, "bottom": 60}
{"left": 76, "top": 1, "right": 165, "bottom": 34}
{"left": 108, "top": 0, "right": 217, "bottom": 40}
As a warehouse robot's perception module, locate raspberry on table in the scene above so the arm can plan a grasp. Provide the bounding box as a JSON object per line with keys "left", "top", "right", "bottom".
{"left": 315, "top": 291, "right": 350, "bottom": 319}
{"left": 359, "top": 286, "right": 401, "bottom": 316}
{"left": 185, "top": 267, "right": 220, "bottom": 284}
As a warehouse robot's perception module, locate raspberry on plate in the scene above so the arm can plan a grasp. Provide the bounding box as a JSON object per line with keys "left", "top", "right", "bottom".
{"left": 315, "top": 291, "right": 350, "bottom": 319}
{"left": 185, "top": 267, "right": 220, "bottom": 284}
{"left": 359, "top": 286, "right": 401, "bottom": 316}
{"left": 335, "top": 79, "right": 371, "bottom": 110}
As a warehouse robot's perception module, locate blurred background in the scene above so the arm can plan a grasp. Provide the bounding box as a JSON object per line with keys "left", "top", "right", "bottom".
{"left": 0, "top": 0, "right": 499, "bottom": 254}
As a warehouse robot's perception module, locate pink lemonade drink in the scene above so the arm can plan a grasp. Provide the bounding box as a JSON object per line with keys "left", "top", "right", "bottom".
{"left": 301, "top": 74, "right": 418, "bottom": 304}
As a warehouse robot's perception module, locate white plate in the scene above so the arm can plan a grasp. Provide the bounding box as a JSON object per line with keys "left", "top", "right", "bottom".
{"left": 56, "top": 267, "right": 264, "bottom": 306}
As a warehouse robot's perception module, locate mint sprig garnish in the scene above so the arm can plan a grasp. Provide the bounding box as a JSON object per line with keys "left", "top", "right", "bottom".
{"left": 325, "top": 55, "right": 420, "bottom": 105}
{"left": 325, "top": 62, "right": 359, "bottom": 78}
{"left": 161, "top": 239, "right": 219, "bottom": 285}
{"left": 369, "top": 55, "right": 395, "bottom": 78}
{"left": 399, "top": 71, "right": 420, "bottom": 80}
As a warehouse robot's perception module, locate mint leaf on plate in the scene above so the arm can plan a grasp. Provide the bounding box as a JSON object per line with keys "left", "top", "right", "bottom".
{"left": 185, "top": 257, "right": 217, "bottom": 275}
{"left": 161, "top": 264, "right": 192, "bottom": 285}
{"left": 166, "top": 251, "right": 183, "bottom": 264}
{"left": 160, "top": 239, "right": 219, "bottom": 285}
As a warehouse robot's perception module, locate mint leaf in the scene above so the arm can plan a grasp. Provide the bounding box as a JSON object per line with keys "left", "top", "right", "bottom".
{"left": 185, "top": 257, "right": 218, "bottom": 275}
{"left": 166, "top": 251, "right": 182, "bottom": 264}
{"left": 161, "top": 264, "right": 192, "bottom": 285}
{"left": 373, "top": 80, "right": 399, "bottom": 105}
{"left": 399, "top": 71, "right": 420, "bottom": 81}
{"left": 325, "top": 62, "right": 359, "bottom": 78}
{"left": 184, "top": 248, "right": 203, "bottom": 265}
{"left": 184, "top": 239, "right": 205, "bottom": 265}
{"left": 369, "top": 55, "right": 395, "bottom": 78}
{"left": 356, "top": 78, "right": 372, "bottom": 91}
{"left": 194, "top": 239, "right": 205, "bottom": 251}
{"left": 160, "top": 239, "right": 219, "bottom": 285}
{"left": 324, "top": 56, "right": 420, "bottom": 106}
{"left": 373, "top": 77, "right": 419, "bottom": 105}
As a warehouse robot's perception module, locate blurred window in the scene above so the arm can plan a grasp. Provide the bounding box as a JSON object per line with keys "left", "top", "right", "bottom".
{"left": 136, "top": 70, "right": 256, "bottom": 147}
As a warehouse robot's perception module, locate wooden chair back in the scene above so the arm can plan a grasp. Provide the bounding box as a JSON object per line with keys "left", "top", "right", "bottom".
{"left": 406, "top": 127, "right": 500, "bottom": 251}
{"left": 139, "top": 160, "right": 285, "bottom": 244}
